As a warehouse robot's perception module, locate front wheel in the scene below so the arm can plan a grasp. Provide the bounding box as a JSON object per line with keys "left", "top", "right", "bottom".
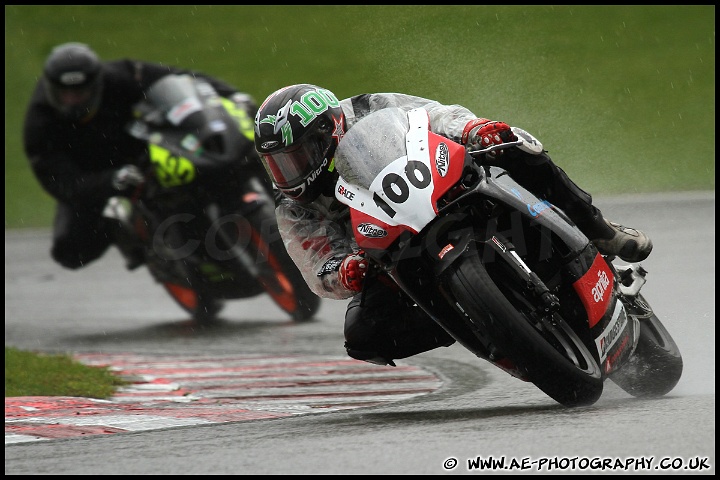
{"left": 443, "top": 255, "right": 603, "bottom": 407}
{"left": 240, "top": 206, "right": 321, "bottom": 322}
{"left": 256, "top": 239, "right": 321, "bottom": 322}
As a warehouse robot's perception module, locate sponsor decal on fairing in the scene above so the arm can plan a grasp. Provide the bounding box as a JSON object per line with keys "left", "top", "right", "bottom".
{"left": 357, "top": 222, "right": 388, "bottom": 238}
{"left": 434, "top": 142, "right": 449, "bottom": 177}
{"left": 595, "top": 300, "right": 628, "bottom": 362}
{"left": 572, "top": 254, "right": 615, "bottom": 328}
{"left": 337, "top": 183, "right": 355, "bottom": 201}
{"left": 527, "top": 200, "right": 552, "bottom": 217}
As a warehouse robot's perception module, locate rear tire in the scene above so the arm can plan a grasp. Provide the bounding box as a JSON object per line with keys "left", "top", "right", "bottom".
{"left": 609, "top": 294, "right": 683, "bottom": 397}
{"left": 162, "top": 282, "right": 224, "bottom": 323}
{"left": 444, "top": 255, "right": 603, "bottom": 407}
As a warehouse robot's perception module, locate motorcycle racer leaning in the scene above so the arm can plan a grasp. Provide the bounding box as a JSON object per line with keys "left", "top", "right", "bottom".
{"left": 23, "top": 42, "right": 263, "bottom": 271}
{"left": 254, "top": 84, "right": 653, "bottom": 367}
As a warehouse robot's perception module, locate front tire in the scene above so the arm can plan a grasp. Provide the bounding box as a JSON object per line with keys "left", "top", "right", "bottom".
{"left": 258, "top": 239, "right": 321, "bottom": 322}
{"left": 241, "top": 206, "right": 321, "bottom": 322}
{"left": 443, "top": 255, "right": 603, "bottom": 407}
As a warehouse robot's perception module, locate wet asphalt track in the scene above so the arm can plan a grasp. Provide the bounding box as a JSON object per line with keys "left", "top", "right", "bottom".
{"left": 5, "top": 191, "right": 715, "bottom": 474}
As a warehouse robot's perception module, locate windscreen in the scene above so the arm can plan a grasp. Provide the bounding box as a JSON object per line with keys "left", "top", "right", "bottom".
{"left": 334, "top": 107, "right": 409, "bottom": 190}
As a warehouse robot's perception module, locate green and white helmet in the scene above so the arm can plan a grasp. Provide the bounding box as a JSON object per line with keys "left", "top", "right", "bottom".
{"left": 254, "top": 84, "right": 346, "bottom": 204}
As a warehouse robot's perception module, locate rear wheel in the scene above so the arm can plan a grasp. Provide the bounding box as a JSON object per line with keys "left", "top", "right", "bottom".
{"left": 609, "top": 294, "right": 683, "bottom": 397}
{"left": 162, "top": 282, "right": 224, "bottom": 323}
{"left": 443, "top": 256, "right": 603, "bottom": 407}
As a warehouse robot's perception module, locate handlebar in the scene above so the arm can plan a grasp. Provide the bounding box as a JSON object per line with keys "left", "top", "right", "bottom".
{"left": 467, "top": 140, "right": 523, "bottom": 158}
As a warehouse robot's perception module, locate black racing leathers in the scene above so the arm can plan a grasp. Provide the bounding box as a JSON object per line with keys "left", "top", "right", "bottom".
{"left": 23, "top": 59, "right": 249, "bottom": 269}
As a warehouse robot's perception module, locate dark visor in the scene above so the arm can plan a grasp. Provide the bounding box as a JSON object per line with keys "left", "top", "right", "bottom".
{"left": 261, "top": 137, "right": 325, "bottom": 189}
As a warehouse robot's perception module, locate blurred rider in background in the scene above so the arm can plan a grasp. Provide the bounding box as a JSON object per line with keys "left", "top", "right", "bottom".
{"left": 253, "top": 83, "right": 654, "bottom": 367}
{"left": 23, "top": 42, "right": 260, "bottom": 271}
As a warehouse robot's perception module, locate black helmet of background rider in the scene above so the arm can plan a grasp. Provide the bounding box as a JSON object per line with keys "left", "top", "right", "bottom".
{"left": 254, "top": 84, "right": 346, "bottom": 204}
{"left": 43, "top": 42, "right": 103, "bottom": 122}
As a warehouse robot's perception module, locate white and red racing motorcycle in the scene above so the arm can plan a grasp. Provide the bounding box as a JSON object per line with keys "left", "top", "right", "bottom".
{"left": 333, "top": 107, "right": 682, "bottom": 407}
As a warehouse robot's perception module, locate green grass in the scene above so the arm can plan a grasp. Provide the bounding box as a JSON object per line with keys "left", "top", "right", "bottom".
{"left": 5, "top": 6, "right": 715, "bottom": 229}
{"left": 5, "top": 346, "right": 127, "bottom": 398}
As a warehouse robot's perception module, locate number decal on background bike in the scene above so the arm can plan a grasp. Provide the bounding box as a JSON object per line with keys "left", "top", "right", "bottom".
{"left": 148, "top": 144, "right": 196, "bottom": 188}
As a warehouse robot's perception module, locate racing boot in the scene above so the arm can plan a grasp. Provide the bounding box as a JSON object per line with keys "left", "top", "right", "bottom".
{"left": 589, "top": 218, "right": 653, "bottom": 263}
{"left": 111, "top": 224, "right": 146, "bottom": 271}
{"left": 102, "top": 197, "right": 146, "bottom": 270}
{"left": 557, "top": 171, "right": 653, "bottom": 262}
{"left": 118, "top": 242, "right": 146, "bottom": 271}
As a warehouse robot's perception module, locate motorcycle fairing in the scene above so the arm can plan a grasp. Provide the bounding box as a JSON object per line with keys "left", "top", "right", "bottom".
{"left": 335, "top": 108, "right": 465, "bottom": 250}
{"left": 474, "top": 168, "right": 589, "bottom": 259}
{"left": 571, "top": 253, "right": 637, "bottom": 374}
{"left": 128, "top": 74, "right": 256, "bottom": 186}
{"left": 405, "top": 108, "right": 466, "bottom": 209}
{"left": 594, "top": 300, "right": 634, "bottom": 374}
{"left": 572, "top": 253, "right": 615, "bottom": 328}
{"left": 148, "top": 143, "right": 197, "bottom": 188}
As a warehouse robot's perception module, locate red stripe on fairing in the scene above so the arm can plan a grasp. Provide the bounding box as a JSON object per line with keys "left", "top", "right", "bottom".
{"left": 572, "top": 254, "right": 615, "bottom": 328}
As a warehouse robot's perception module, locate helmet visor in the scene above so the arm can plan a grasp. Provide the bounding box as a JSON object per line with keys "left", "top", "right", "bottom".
{"left": 261, "top": 136, "right": 326, "bottom": 189}
{"left": 54, "top": 87, "right": 94, "bottom": 108}
{"left": 46, "top": 80, "right": 102, "bottom": 120}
